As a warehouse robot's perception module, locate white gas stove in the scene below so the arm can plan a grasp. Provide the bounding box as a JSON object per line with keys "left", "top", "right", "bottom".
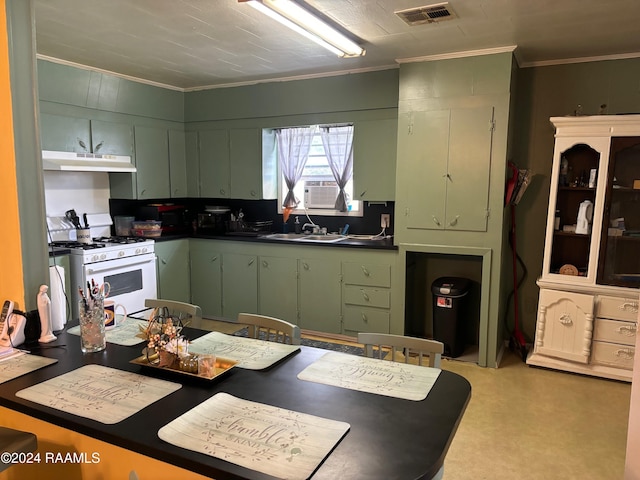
{"left": 50, "top": 236, "right": 157, "bottom": 319}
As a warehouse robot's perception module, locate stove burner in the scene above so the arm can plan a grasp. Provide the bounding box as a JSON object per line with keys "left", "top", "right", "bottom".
{"left": 49, "top": 241, "right": 107, "bottom": 250}
{"left": 94, "top": 236, "right": 150, "bottom": 244}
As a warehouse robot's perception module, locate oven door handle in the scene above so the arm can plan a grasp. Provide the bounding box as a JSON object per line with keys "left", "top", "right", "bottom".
{"left": 86, "top": 257, "right": 155, "bottom": 274}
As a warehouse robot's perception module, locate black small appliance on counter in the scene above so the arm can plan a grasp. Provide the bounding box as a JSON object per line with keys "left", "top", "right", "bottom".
{"left": 138, "top": 204, "right": 189, "bottom": 234}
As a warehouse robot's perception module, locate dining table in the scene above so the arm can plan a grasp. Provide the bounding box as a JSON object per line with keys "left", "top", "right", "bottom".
{"left": 0, "top": 324, "right": 471, "bottom": 480}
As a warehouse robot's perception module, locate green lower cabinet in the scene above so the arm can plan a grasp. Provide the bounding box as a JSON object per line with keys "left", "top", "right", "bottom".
{"left": 222, "top": 253, "right": 258, "bottom": 321}
{"left": 155, "top": 240, "right": 190, "bottom": 303}
{"left": 258, "top": 256, "right": 298, "bottom": 324}
{"left": 298, "top": 257, "right": 342, "bottom": 334}
{"left": 189, "top": 242, "right": 222, "bottom": 318}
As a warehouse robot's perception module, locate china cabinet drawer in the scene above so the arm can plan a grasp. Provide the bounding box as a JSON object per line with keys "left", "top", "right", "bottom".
{"left": 591, "top": 341, "right": 635, "bottom": 370}
{"left": 343, "top": 285, "right": 390, "bottom": 308}
{"left": 593, "top": 318, "right": 637, "bottom": 346}
{"left": 343, "top": 305, "right": 390, "bottom": 332}
{"left": 597, "top": 295, "right": 639, "bottom": 322}
{"left": 342, "top": 262, "right": 391, "bottom": 287}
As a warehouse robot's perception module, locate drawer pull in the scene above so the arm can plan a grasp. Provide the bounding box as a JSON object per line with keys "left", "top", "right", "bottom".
{"left": 361, "top": 266, "right": 370, "bottom": 277}
{"left": 616, "top": 325, "right": 637, "bottom": 336}
{"left": 619, "top": 302, "right": 639, "bottom": 314}
{"left": 362, "top": 291, "right": 370, "bottom": 302}
{"left": 559, "top": 314, "right": 573, "bottom": 326}
{"left": 361, "top": 313, "right": 368, "bottom": 323}
{"left": 615, "top": 349, "right": 634, "bottom": 360}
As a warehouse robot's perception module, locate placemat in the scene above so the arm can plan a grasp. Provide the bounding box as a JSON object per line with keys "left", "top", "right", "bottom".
{"left": 16, "top": 364, "right": 181, "bottom": 424}
{"left": 66, "top": 317, "right": 148, "bottom": 346}
{"left": 297, "top": 351, "right": 441, "bottom": 401}
{"left": 158, "top": 392, "right": 350, "bottom": 480}
{"left": 188, "top": 331, "right": 300, "bottom": 370}
{"left": 0, "top": 352, "right": 58, "bottom": 384}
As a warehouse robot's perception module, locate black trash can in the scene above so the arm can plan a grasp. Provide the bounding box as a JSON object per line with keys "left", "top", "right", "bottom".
{"left": 431, "top": 277, "right": 471, "bottom": 358}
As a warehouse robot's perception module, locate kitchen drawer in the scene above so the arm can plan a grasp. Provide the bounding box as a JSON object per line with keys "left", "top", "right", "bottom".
{"left": 342, "top": 262, "right": 391, "bottom": 287}
{"left": 593, "top": 318, "right": 637, "bottom": 346}
{"left": 343, "top": 285, "right": 390, "bottom": 308}
{"left": 343, "top": 305, "right": 390, "bottom": 333}
{"left": 591, "top": 341, "right": 635, "bottom": 370}
{"left": 597, "top": 295, "right": 639, "bottom": 322}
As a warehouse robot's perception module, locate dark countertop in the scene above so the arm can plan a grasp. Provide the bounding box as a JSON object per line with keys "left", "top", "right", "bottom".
{"left": 1, "top": 328, "right": 470, "bottom": 479}
{"left": 185, "top": 233, "right": 397, "bottom": 250}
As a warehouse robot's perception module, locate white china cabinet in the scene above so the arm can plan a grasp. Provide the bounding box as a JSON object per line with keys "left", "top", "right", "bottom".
{"left": 527, "top": 115, "right": 640, "bottom": 381}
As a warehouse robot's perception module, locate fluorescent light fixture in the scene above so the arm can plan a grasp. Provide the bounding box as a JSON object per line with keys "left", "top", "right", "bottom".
{"left": 242, "top": 0, "right": 365, "bottom": 57}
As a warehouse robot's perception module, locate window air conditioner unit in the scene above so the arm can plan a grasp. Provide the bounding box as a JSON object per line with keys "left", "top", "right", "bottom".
{"left": 304, "top": 181, "right": 339, "bottom": 209}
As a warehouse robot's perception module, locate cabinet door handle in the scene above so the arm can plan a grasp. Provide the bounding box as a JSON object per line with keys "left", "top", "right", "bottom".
{"left": 161, "top": 259, "right": 167, "bottom": 265}
{"left": 78, "top": 138, "right": 88, "bottom": 151}
{"left": 361, "top": 313, "right": 368, "bottom": 323}
{"left": 220, "top": 189, "right": 226, "bottom": 196}
{"left": 302, "top": 263, "right": 309, "bottom": 270}
{"left": 248, "top": 258, "right": 255, "bottom": 266}
{"left": 615, "top": 349, "right": 634, "bottom": 360}
{"left": 619, "top": 302, "right": 639, "bottom": 314}
{"left": 262, "top": 260, "right": 268, "bottom": 268}
{"left": 449, "top": 215, "right": 460, "bottom": 227}
{"left": 361, "top": 266, "right": 370, "bottom": 277}
{"left": 251, "top": 190, "right": 257, "bottom": 197}
{"left": 617, "top": 325, "right": 637, "bottom": 336}
{"left": 210, "top": 256, "right": 219, "bottom": 263}
{"left": 559, "top": 314, "right": 573, "bottom": 326}
{"left": 140, "top": 189, "right": 146, "bottom": 197}
{"left": 359, "top": 190, "right": 367, "bottom": 198}
{"left": 94, "top": 141, "right": 104, "bottom": 152}
{"left": 432, "top": 216, "right": 441, "bottom": 226}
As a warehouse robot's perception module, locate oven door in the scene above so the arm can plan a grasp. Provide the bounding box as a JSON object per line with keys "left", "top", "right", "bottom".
{"left": 83, "top": 253, "right": 157, "bottom": 317}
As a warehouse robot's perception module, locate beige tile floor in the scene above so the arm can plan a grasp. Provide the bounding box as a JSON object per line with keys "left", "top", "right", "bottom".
{"left": 440, "top": 351, "right": 631, "bottom": 480}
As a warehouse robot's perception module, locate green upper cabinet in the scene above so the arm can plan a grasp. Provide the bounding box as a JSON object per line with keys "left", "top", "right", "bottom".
{"left": 230, "top": 128, "right": 262, "bottom": 199}
{"left": 199, "top": 129, "right": 231, "bottom": 198}
{"left": 185, "top": 130, "right": 200, "bottom": 197}
{"left": 40, "top": 113, "right": 91, "bottom": 153}
{"left": 399, "top": 106, "right": 494, "bottom": 232}
{"left": 168, "top": 129, "right": 188, "bottom": 198}
{"left": 40, "top": 113, "right": 134, "bottom": 156}
{"left": 134, "top": 125, "right": 170, "bottom": 199}
{"left": 90, "top": 119, "right": 134, "bottom": 156}
{"left": 352, "top": 118, "right": 397, "bottom": 201}
{"left": 196, "top": 127, "right": 276, "bottom": 200}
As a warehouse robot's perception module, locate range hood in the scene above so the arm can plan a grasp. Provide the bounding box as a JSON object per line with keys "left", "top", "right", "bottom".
{"left": 42, "top": 150, "right": 136, "bottom": 173}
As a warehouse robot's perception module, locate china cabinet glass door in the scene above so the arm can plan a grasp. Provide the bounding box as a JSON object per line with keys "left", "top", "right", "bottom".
{"left": 597, "top": 137, "right": 640, "bottom": 288}
{"left": 549, "top": 143, "right": 600, "bottom": 277}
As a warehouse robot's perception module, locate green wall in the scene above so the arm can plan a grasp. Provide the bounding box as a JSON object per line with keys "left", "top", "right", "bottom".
{"left": 185, "top": 69, "right": 399, "bottom": 122}
{"left": 512, "top": 57, "right": 640, "bottom": 340}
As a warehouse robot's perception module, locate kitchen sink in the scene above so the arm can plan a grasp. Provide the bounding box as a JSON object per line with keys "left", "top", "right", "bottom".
{"left": 295, "top": 234, "right": 346, "bottom": 243}
{"left": 262, "top": 233, "right": 346, "bottom": 243}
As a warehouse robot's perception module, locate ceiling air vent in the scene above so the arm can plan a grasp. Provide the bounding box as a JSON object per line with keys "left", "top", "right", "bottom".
{"left": 395, "top": 2, "right": 457, "bottom": 26}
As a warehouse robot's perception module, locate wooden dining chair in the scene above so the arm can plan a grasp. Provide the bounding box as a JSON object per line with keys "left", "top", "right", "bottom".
{"left": 144, "top": 299, "right": 203, "bottom": 328}
{"left": 237, "top": 313, "right": 301, "bottom": 345}
{"left": 357, "top": 332, "right": 444, "bottom": 368}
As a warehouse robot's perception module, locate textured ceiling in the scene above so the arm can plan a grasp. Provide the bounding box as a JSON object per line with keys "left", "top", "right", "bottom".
{"left": 33, "top": 0, "right": 640, "bottom": 90}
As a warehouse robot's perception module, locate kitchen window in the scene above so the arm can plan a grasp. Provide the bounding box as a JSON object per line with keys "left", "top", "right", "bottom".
{"left": 275, "top": 124, "right": 361, "bottom": 216}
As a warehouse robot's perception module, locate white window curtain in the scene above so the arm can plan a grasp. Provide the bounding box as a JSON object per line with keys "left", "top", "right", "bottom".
{"left": 320, "top": 125, "right": 354, "bottom": 212}
{"left": 276, "top": 126, "right": 316, "bottom": 208}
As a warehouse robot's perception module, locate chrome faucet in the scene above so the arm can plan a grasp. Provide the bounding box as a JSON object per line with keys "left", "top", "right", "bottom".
{"left": 302, "top": 223, "right": 320, "bottom": 233}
